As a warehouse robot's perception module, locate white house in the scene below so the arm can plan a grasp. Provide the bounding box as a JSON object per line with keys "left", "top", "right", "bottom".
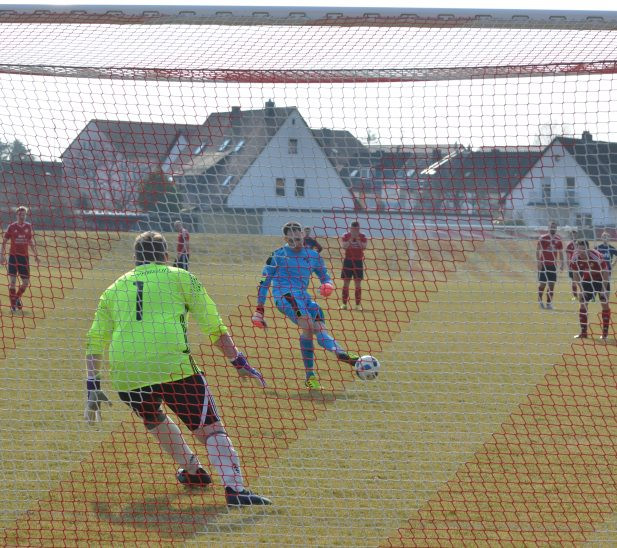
{"left": 175, "top": 101, "right": 359, "bottom": 221}
{"left": 505, "top": 132, "right": 617, "bottom": 230}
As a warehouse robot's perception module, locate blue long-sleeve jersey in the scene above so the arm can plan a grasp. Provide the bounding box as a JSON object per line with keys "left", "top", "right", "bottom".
{"left": 257, "top": 244, "right": 332, "bottom": 305}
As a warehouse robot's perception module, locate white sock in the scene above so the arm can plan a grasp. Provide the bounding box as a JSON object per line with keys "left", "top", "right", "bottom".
{"left": 197, "top": 430, "right": 244, "bottom": 491}
{"left": 149, "top": 416, "right": 200, "bottom": 474}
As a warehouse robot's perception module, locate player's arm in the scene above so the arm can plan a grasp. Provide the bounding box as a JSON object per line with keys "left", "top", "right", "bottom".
{"left": 253, "top": 254, "right": 277, "bottom": 328}
{"left": 341, "top": 234, "right": 351, "bottom": 249}
{"left": 312, "top": 253, "right": 334, "bottom": 297}
{"left": 536, "top": 239, "right": 543, "bottom": 269}
{"left": 182, "top": 274, "right": 266, "bottom": 386}
{"left": 30, "top": 235, "right": 40, "bottom": 264}
{"left": 558, "top": 246, "right": 565, "bottom": 270}
{"left": 315, "top": 239, "right": 323, "bottom": 253}
{"left": 84, "top": 293, "right": 113, "bottom": 424}
{"left": 360, "top": 235, "right": 368, "bottom": 250}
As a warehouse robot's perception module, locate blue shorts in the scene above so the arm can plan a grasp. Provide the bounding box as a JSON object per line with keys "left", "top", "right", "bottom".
{"left": 276, "top": 293, "right": 325, "bottom": 325}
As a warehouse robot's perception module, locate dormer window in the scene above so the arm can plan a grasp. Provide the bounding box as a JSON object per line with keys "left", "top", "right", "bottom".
{"left": 234, "top": 140, "right": 245, "bottom": 152}
{"left": 350, "top": 169, "right": 359, "bottom": 177}
{"left": 218, "top": 139, "right": 231, "bottom": 152}
{"left": 194, "top": 143, "right": 207, "bottom": 155}
{"left": 222, "top": 175, "right": 233, "bottom": 186}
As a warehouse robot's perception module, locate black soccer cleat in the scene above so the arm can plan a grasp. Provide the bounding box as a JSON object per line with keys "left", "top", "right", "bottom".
{"left": 176, "top": 466, "right": 212, "bottom": 487}
{"left": 15, "top": 298, "right": 22, "bottom": 310}
{"left": 225, "top": 486, "right": 272, "bottom": 506}
{"left": 336, "top": 350, "right": 360, "bottom": 366}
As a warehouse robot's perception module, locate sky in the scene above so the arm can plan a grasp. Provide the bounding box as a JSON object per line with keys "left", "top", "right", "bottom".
{"left": 1, "top": 2, "right": 617, "bottom": 158}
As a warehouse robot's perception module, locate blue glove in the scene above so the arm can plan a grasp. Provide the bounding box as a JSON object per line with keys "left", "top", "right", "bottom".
{"left": 232, "top": 353, "right": 266, "bottom": 387}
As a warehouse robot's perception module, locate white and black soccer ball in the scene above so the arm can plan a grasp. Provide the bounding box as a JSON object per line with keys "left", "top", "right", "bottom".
{"left": 354, "top": 355, "right": 380, "bottom": 380}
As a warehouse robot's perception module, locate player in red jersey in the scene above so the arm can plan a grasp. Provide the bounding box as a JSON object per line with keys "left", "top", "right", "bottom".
{"left": 0, "top": 206, "right": 39, "bottom": 312}
{"left": 173, "top": 220, "right": 190, "bottom": 270}
{"left": 340, "top": 221, "right": 368, "bottom": 311}
{"left": 536, "top": 221, "right": 564, "bottom": 310}
{"left": 570, "top": 239, "right": 611, "bottom": 340}
{"left": 565, "top": 229, "right": 579, "bottom": 301}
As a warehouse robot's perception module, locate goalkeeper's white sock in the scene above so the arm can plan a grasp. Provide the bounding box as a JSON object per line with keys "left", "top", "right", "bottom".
{"left": 149, "top": 416, "right": 201, "bottom": 474}
{"left": 196, "top": 429, "right": 245, "bottom": 491}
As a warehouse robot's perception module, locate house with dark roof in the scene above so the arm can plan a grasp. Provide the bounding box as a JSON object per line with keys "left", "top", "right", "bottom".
{"left": 61, "top": 119, "right": 207, "bottom": 212}
{"left": 505, "top": 132, "right": 617, "bottom": 228}
{"left": 414, "top": 146, "right": 544, "bottom": 218}
{"left": 175, "top": 101, "right": 358, "bottom": 219}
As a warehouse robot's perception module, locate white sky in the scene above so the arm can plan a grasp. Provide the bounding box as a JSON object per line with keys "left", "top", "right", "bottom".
{"left": 1, "top": 2, "right": 617, "bottom": 158}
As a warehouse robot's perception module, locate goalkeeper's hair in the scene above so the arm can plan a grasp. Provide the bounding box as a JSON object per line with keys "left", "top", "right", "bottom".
{"left": 135, "top": 231, "right": 168, "bottom": 264}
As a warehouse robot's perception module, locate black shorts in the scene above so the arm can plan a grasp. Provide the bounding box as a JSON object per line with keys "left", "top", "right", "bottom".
{"left": 7, "top": 254, "right": 29, "bottom": 278}
{"left": 173, "top": 253, "right": 189, "bottom": 271}
{"left": 580, "top": 280, "right": 608, "bottom": 303}
{"left": 568, "top": 270, "right": 574, "bottom": 280}
{"left": 341, "top": 259, "right": 364, "bottom": 280}
{"left": 538, "top": 264, "right": 557, "bottom": 283}
{"left": 118, "top": 373, "right": 220, "bottom": 431}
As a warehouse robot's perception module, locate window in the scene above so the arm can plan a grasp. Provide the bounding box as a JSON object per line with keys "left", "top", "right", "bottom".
{"left": 295, "top": 178, "right": 305, "bottom": 197}
{"left": 275, "top": 178, "right": 285, "bottom": 196}
{"left": 576, "top": 213, "right": 593, "bottom": 227}
{"left": 218, "top": 138, "right": 231, "bottom": 152}
{"left": 234, "top": 140, "right": 245, "bottom": 152}
{"left": 542, "top": 179, "right": 551, "bottom": 201}
{"left": 288, "top": 138, "right": 298, "bottom": 154}
{"left": 566, "top": 176, "right": 576, "bottom": 199}
{"left": 222, "top": 175, "right": 233, "bottom": 186}
{"left": 194, "top": 142, "right": 207, "bottom": 155}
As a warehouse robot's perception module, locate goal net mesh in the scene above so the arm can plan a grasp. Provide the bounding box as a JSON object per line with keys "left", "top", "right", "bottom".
{"left": 1, "top": 7, "right": 617, "bottom": 546}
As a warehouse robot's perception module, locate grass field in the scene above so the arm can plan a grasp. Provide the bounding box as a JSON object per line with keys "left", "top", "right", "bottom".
{"left": 1, "top": 232, "right": 617, "bottom": 546}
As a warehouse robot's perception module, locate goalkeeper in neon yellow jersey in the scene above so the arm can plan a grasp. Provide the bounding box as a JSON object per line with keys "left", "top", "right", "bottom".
{"left": 84, "top": 231, "right": 270, "bottom": 506}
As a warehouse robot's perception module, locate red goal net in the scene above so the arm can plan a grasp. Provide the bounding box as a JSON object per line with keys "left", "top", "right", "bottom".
{"left": 1, "top": 6, "right": 617, "bottom": 546}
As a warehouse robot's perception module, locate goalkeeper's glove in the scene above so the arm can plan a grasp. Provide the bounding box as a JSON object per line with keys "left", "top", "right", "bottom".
{"left": 232, "top": 353, "right": 266, "bottom": 387}
{"left": 251, "top": 305, "right": 267, "bottom": 329}
{"left": 319, "top": 282, "right": 334, "bottom": 297}
{"left": 84, "top": 378, "right": 112, "bottom": 424}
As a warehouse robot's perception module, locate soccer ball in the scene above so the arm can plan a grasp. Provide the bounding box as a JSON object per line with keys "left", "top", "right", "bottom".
{"left": 354, "top": 355, "right": 380, "bottom": 380}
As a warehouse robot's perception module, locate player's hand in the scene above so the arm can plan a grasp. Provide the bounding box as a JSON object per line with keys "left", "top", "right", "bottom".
{"left": 84, "top": 379, "right": 112, "bottom": 424}
{"left": 231, "top": 353, "right": 266, "bottom": 387}
{"left": 251, "top": 306, "right": 267, "bottom": 329}
{"left": 319, "top": 282, "right": 334, "bottom": 297}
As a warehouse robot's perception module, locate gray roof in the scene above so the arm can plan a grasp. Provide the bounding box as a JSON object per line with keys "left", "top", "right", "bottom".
{"left": 311, "top": 128, "right": 371, "bottom": 190}
{"left": 63, "top": 119, "right": 206, "bottom": 165}
{"left": 179, "top": 105, "right": 298, "bottom": 200}
{"left": 557, "top": 134, "right": 617, "bottom": 206}
{"left": 420, "top": 146, "right": 544, "bottom": 195}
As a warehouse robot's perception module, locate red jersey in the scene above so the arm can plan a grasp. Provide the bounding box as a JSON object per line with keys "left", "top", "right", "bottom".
{"left": 569, "top": 249, "right": 608, "bottom": 281}
{"left": 342, "top": 232, "right": 368, "bottom": 261}
{"left": 565, "top": 241, "right": 576, "bottom": 262}
{"left": 177, "top": 228, "right": 190, "bottom": 254}
{"left": 537, "top": 233, "right": 563, "bottom": 266}
{"left": 4, "top": 222, "right": 34, "bottom": 256}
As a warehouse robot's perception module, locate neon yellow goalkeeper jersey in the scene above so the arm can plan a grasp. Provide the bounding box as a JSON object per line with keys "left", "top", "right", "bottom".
{"left": 86, "top": 263, "right": 228, "bottom": 392}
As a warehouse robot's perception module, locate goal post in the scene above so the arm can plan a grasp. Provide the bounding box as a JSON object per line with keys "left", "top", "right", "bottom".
{"left": 2, "top": 5, "right": 617, "bottom": 546}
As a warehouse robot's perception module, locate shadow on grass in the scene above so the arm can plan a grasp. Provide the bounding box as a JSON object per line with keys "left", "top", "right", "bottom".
{"left": 92, "top": 492, "right": 279, "bottom": 539}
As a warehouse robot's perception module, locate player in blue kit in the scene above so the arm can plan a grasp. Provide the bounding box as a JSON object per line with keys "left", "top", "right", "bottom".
{"left": 252, "top": 221, "right": 361, "bottom": 390}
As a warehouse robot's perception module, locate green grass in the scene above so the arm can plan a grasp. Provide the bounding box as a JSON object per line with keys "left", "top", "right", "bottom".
{"left": 1, "top": 234, "right": 617, "bottom": 546}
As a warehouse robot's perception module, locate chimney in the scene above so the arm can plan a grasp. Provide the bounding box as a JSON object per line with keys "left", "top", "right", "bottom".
{"left": 582, "top": 130, "right": 593, "bottom": 142}
{"left": 265, "top": 99, "right": 276, "bottom": 130}
{"left": 230, "top": 106, "right": 241, "bottom": 136}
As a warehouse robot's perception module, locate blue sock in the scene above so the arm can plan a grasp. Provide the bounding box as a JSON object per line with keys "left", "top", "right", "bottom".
{"left": 315, "top": 331, "right": 340, "bottom": 353}
{"left": 300, "top": 336, "right": 315, "bottom": 379}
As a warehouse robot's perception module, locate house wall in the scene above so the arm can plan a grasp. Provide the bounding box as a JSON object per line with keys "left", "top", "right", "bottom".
{"left": 226, "top": 115, "right": 355, "bottom": 210}
{"left": 506, "top": 143, "right": 617, "bottom": 228}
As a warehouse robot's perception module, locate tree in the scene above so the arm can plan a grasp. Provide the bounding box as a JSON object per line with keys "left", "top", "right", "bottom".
{"left": 138, "top": 171, "right": 180, "bottom": 213}
{"left": 0, "top": 138, "right": 34, "bottom": 162}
